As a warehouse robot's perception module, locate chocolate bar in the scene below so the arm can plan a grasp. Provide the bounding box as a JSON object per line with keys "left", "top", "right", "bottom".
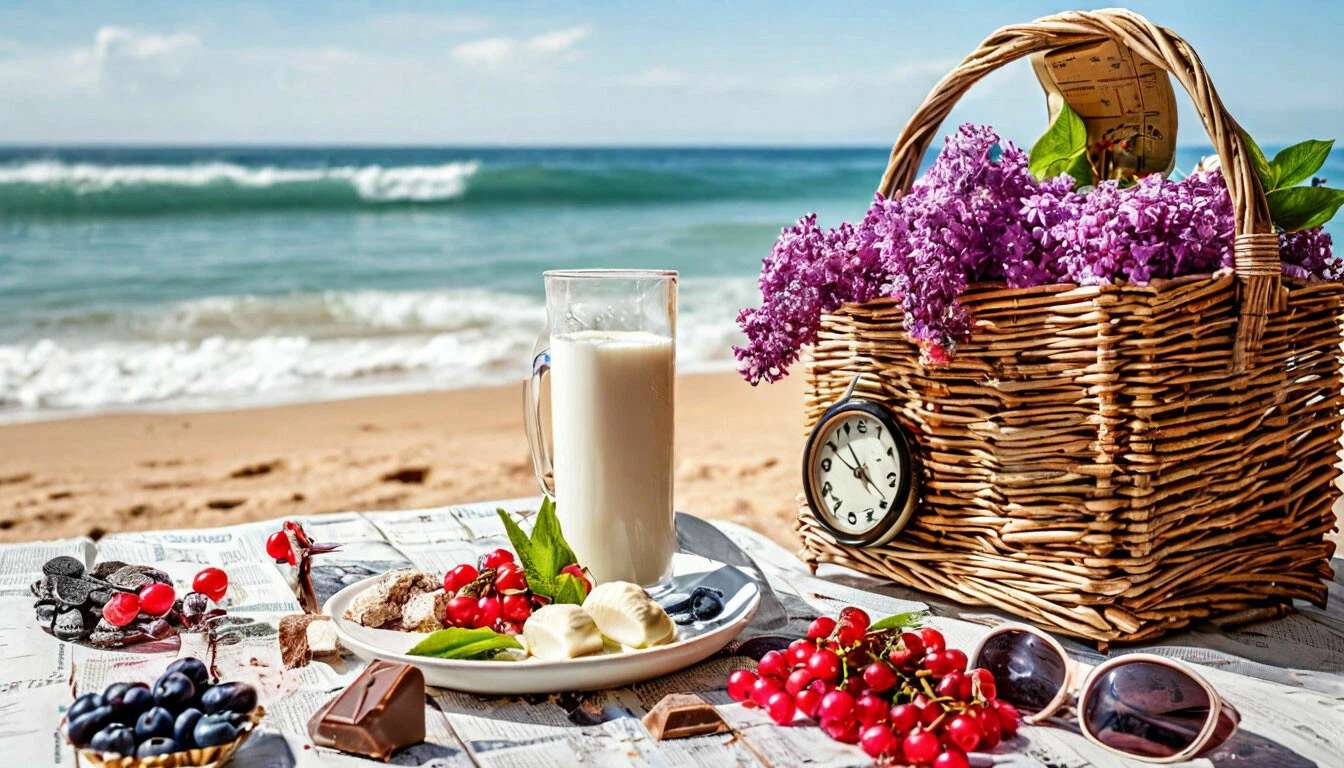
{"left": 641, "top": 693, "right": 729, "bottom": 740}
{"left": 308, "top": 660, "right": 425, "bottom": 760}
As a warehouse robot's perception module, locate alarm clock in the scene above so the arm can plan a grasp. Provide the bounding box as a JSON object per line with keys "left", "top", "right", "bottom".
{"left": 802, "top": 378, "right": 917, "bottom": 547}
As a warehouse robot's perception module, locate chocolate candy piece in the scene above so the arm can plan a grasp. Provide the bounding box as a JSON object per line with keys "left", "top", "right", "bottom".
{"left": 89, "top": 560, "right": 128, "bottom": 580}
{"left": 106, "top": 567, "right": 155, "bottom": 592}
{"left": 279, "top": 614, "right": 338, "bottom": 669}
{"left": 31, "top": 577, "right": 55, "bottom": 601}
{"left": 43, "top": 556, "right": 85, "bottom": 579}
{"left": 53, "top": 606, "right": 88, "bottom": 641}
{"left": 308, "top": 660, "right": 425, "bottom": 761}
{"left": 52, "top": 575, "right": 95, "bottom": 607}
{"left": 641, "top": 693, "right": 729, "bottom": 740}
{"left": 88, "top": 588, "right": 113, "bottom": 607}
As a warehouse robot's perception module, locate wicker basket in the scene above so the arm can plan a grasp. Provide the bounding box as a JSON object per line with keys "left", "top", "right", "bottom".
{"left": 796, "top": 9, "right": 1343, "bottom": 644}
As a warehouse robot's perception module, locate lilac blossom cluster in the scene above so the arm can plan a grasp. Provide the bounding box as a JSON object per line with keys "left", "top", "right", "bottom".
{"left": 734, "top": 124, "right": 1339, "bottom": 383}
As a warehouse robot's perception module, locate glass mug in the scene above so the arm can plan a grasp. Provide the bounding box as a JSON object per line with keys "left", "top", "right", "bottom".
{"left": 524, "top": 269, "right": 678, "bottom": 588}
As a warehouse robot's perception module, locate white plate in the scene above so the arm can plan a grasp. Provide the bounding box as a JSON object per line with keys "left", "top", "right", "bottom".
{"left": 323, "top": 553, "right": 761, "bottom": 694}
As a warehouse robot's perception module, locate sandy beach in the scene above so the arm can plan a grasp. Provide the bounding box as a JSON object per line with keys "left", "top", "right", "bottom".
{"left": 0, "top": 372, "right": 806, "bottom": 547}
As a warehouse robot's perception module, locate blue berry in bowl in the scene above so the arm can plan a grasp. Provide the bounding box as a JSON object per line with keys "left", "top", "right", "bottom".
{"left": 200, "top": 681, "right": 257, "bottom": 715}
{"left": 173, "top": 707, "right": 202, "bottom": 747}
{"left": 136, "top": 737, "right": 181, "bottom": 758}
{"left": 153, "top": 672, "right": 196, "bottom": 710}
{"left": 192, "top": 713, "right": 241, "bottom": 747}
{"left": 165, "top": 657, "right": 210, "bottom": 690}
{"left": 67, "top": 692, "right": 104, "bottom": 722}
{"left": 89, "top": 724, "right": 135, "bottom": 756}
{"left": 135, "top": 706, "right": 174, "bottom": 741}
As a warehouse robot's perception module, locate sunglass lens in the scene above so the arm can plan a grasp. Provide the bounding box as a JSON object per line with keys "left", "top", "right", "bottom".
{"left": 1082, "top": 660, "right": 1211, "bottom": 759}
{"left": 974, "top": 630, "right": 1067, "bottom": 715}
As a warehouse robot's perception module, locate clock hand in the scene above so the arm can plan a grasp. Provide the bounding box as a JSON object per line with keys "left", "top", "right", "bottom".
{"left": 847, "top": 445, "right": 886, "bottom": 500}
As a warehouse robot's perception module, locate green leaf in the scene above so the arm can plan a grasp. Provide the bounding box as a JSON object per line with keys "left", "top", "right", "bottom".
{"left": 553, "top": 572, "right": 589, "bottom": 605}
{"left": 1271, "top": 139, "right": 1334, "bottom": 190}
{"left": 407, "top": 627, "right": 521, "bottom": 660}
{"left": 495, "top": 499, "right": 581, "bottom": 600}
{"left": 1029, "top": 102, "right": 1092, "bottom": 188}
{"left": 1239, "top": 129, "right": 1276, "bottom": 192}
{"left": 868, "top": 610, "right": 927, "bottom": 632}
{"left": 1267, "top": 186, "right": 1344, "bottom": 231}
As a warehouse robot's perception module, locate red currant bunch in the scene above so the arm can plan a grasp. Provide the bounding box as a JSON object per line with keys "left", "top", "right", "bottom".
{"left": 723, "top": 609, "right": 1021, "bottom": 765}
{"left": 439, "top": 549, "right": 593, "bottom": 636}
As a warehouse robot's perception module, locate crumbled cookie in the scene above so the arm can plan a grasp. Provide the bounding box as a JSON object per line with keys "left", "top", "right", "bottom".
{"left": 344, "top": 569, "right": 437, "bottom": 628}
{"left": 279, "top": 614, "right": 340, "bottom": 668}
{"left": 401, "top": 590, "right": 449, "bottom": 633}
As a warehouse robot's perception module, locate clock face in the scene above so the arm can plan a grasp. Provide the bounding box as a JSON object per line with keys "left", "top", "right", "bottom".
{"left": 804, "top": 401, "right": 915, "bottom": 546}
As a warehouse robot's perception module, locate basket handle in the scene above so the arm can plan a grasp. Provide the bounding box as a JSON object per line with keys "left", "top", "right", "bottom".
{"left": 878, "top": 8, "right": 1278, "bottom": 369}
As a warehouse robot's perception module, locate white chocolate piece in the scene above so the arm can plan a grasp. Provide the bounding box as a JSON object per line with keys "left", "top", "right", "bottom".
{"left": 582, "top": 581, "right": 676, "bottom": 648}
{"left": 522, "top": 604, "right": 604, "bottom": 660}
{"left": 306, "top": 617, "right": 340, "bottom": 656}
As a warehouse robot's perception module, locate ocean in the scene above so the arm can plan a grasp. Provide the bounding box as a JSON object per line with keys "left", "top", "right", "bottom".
{"left": 2, "top": 145, "right": 1341, "bottom": 421}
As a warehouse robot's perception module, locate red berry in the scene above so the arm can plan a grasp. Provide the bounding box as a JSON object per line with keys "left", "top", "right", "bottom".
{"left": 559, "top": 564, "right": 592, "bottom": 592}
{"left": 102, "top": 592, "right": 140, "bottom": 627}
{"left": 501, "top": 593, "right": 532, "bottom": 623}
{"left": 444, "top": 564, "right": 479, "bottom": 594}
{"left": 887, "top": 647, "right": 915, "bottom": 668}
{"left": 751, "top": 676, "right": 780, "bottom": 707}
{"left": 192, "top": 568, "right": 228, "bottom": 602}
{"left": 993, "top": 699, "right": 1021, "bottom": 736}
{"left": 944, "top": 648, "right": 968, "bottom": 674}
{"left": 862, "top": 661, "right": 897, "bottom": 692}
{"left": 854, "top": 693, "right": 887, "bottom": 726}
{"left": 916, "top": 698, "right": 941, "bottom": 727}
{"left": 494, "top": 564, "right": 528, "bottom": 593}
{"left": 794, "top": 686, "right": 822, "bottom": 718}
{"left": 842, "top": 675, "right": 867, "bottom": 696}
{"left": 821, "top": 717, "right": 860, "bottom": 743}
{"left": 787, "top": 638, "right": 812, "bottom": 666}
{"left": 806, "top": 648, "right": 841, "bottom": 681}
{"left": 934, "top": 748, "right": 970, "bottom": 768}
{"left": 806, "top": 616, "right": 836, "bottom": 640}
{"left": 971, "top": 667, "right": 997, "bottom": 701}
{"left": 481, "top": 548, "right": 514, "bottom": 569}
{"left": 766, "top": 691, "right": 796, "bottom": 725}
{"left": 265, "top": 531, "right": 296, "bottom": 564}
{"left": 836, "top": 621, "right": 864, "bottom": 647}
{"left": 445, "top": 595, "right": 478, "bottom": 627}
{"left": 860, "top": 724, "right": 899, "bottom": 758}
{"left": 785, "top": 668, "right": 813, "bottom": 696}
{"left": 900, "top": 631, "right": 925, "bottom": 657}
{"left": 727, "top": 669, "right": 756, "bottom": 702}
{"left": 979, "top": 706, "right": 1003, "bottom": 748}
{"left": 888, "top": 702, "right": 919, "bottom": 733}
{"left": 946, "top": 714, "right": 980, "bottom": 752}
{"left": 902, "top": 728, "right": 942, "bottom": 766}
{"left": 758, "top": 650, "right": 789, "bottom": 680}
{"left": 474, "top": 596, "right": 501, "bottom": 628}
{"left": 924, "top": 650, "right": 954, "bottom": 677}
{"left": 137, "top": 583, "right": 176, "bottom": 617}
{"left": 838, "top": 606, "right": 870, "bottom": 631}
{"left": 918, "top": 627, "right": 946, "bottom": 654}
{"left": 817, "top": 690, "right": 854, "bottom": 722}
{"left": 935, "top": 671, "right": 964, "bottom": 698}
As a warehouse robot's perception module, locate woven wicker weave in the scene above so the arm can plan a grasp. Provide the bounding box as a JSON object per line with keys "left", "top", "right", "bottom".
{"left": 796, "top": 9, "right": 1343, "bottom": 644}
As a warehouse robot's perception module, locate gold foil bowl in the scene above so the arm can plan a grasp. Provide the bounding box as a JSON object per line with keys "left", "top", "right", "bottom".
{"left": 76, "top": 707, "right": 264, "bottom": 768}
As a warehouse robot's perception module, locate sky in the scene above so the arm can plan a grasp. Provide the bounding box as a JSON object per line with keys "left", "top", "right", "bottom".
{"left": 0, "top": 0, "right": 1340, "bottom": 147}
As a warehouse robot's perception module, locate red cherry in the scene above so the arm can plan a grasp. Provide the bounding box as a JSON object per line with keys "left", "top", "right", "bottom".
{"left": 757, "top": 650, "right": 789, "bottom": 680}
{"left": 766, "top": 690, "right": 796, "bottom": 724}
{"left": 944, "top": 648, "right": 968, "bottom": 674}
{"left": 836, "top": 621, "right": 864, "bottom": 647}
{"left": 751, "top": 676, "right": 780, "bottom": 707}
{"left": 493, "top": 564, "right": 528, "bottom": 594}
{"left": 787, "top": 638, "right": 812, "bottom": 666}
{"left": 860, "top": 724, "right": 899, "bottom": 758}
{"left": 842, "top": 675, "right": 867, "bottom": 696}
{"left": 862, "top": 661, "right": 897, "bottom": 692}
{"left": 559, "top": 564, "right": 592, "bottom": 592}
{"left": 805, "top": 648, "right": 841, "bottom": 682}
{"left": 916, "top": 698, "right": 941, "bottom": 727}
{"left": 443, "top": 564, "right": 479, "bottom": 594}
{"left": 102, "top": 592, "right": 141, "bottom": 627}
{"left": 727, "top": 669, "right": 756, "bottom": 702}
{"left": 936, "top": 671, "right": 965, "bottom": 698}
{"left": 900, "top": 631, "right": 925, "bottom": 657}
{"left": 192, "top": 568, "right": 228, "bottom": 602}
{"left": 971, "top": 667, "right": 997, "bottom": 700}
{"left": 817, "top": 690, "right": 854, "bottom": 722}
{"left": 934, "top": 748, "right": 970, "bottom": 768}
{"left": 838, "top": 606, "right": 870, "bottom": 631}
{"left": 445, "top": 595, "right": 478, "bottom": 627}
{"left": 918, "top": 627, "right": 946, "bottom": 654}
{"left": 924, "top": 650, "right": 954, "bottom": 677}
{"left": 784, "top": 668, "right": 813, "bottom": 696}
{"left": 500, "top": 593, "right": 532, "bottom": 623}
{"left": 993, "top": 699, "right": 1021, "bottom": 736}
{"left": 137, "top": 583, "right": 176, "bottom": 617}
{"left": 902, "top": 728, "right": 942, "bottom": 766}
{"left": 887, "top": 648, "right": 915, "bottom": 668}
{"left": 498, "top": 619, "right": 525, "bottom": 635}
{"left": 806, "top": 616, "right": 836, "bottom": 640}
{"left": 474, "top": 596, "right": 501, "bottom": 628}
{"left": 854, "top": 693, "right": 888, "bottom": 726}
{"left": 946, "top": 714, "right": 980, "bottom": 752}
{"left": 265, "top": 531, "right": 296, "bottom": 564}
{"left": 979, "top": 706, "right": 1003, "bottom": 748}
{"left": 888, "top": 702, "right": 919, "bottom": 733}
{"left": 794, "top": 686, "right": 822, "bottom": 718}
{"left": 821, "top": 717, "right": 860, "bottom": 743}
{"left": 481, "top": 548, "right": 514, "bottom": 569}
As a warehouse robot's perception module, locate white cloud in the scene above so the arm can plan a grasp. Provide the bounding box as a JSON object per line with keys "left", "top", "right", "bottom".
{"left": 617, "top": 67, "right": 688, "bottom": 88}
{"left": 71, "top": 26, "right": 200, "bottom": 89}
{"left": 451, "top": 25, "right": 591, "bottom": 67}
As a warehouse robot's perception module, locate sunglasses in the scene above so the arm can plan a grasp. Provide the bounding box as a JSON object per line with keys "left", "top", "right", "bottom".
{"left": 971, "top": 624, "right": 1239, "bottom": 764}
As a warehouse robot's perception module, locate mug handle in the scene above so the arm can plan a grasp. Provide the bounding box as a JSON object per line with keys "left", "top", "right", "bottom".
{"left": 523, "top": 347, "right": 555, "bottom": 497}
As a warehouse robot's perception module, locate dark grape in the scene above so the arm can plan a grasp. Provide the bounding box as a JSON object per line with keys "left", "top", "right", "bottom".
{"left": 67, "top": 692, "right": 104, "bottom": 722}
{"left": 192, "top": 713, "right": 241, "bottom": 747}
{"left": 690, "top": 588, "right": 725, "bottom": 620}
{"left": 200, "top": 681, "right": 257, "bottom": 715}
{"left": 120, "top": 685, "right": 154, "bottom": 717}
{"left": 152, "top": 672, "right": 196, "bottom": 710}
{"left": 66, "top": 705, "right": 116, "bottom": 747}
{"left": 101, "top": 682, "right": 130, "bottom": 706}
{"left": 89, "top": 724, "right": 135, "bottom": 756}
{"left": 173, "top": 708, "right": 202, "bottom": 747}
{"left": 135, "top": 706, "right": 174, "bottom": 741}
{"left": 135, "top": 737, "right": 181, "bottom": 758}
{"left": 165, "top": 657, "right": 210, "bottom": 689}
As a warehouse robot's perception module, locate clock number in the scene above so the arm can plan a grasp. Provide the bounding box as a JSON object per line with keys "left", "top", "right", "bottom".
{"left": 875, "top": 425, "right": 883, "bottom": 439}
{"left": 843, "top": 422, "right": 851, "bottom": 436}
{"left": 846, "top": 510, "right": 857, "bottom": 525}
{"left": 830, "top": 495, "right": 842, "bottom": 514}
{"left": 821, "top": 458, "right": 832, "bottom": 472}
{"left": 821, "top": 481, "right": 832, "bottom": 497}
{"left": 865, "top": 508, "right": 875, "bottom": 522}
{"left": 826, "top": 439, "right": 839, "bottom": 454}
{"left": 856, "top": 420, "right": 867, "bottom": 434}
{"left": 887, "top": 471, "right": 898, "bottom": 488}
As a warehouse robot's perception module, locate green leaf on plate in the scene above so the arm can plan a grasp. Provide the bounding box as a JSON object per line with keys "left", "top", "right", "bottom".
{"left": 496, "top": 498, "right": 581, "bottom": 601}
{"left": 1267, "top": 185, "right": 1344, "bottom": 232}
{"left": 1029, "top": 102, "right": 1092, "bottom": 189}
{"left": 868, "top": 610, "right": 927, "bottom": 632}
{"left": 553, "top": 571, "right": 589, "bottom": 605}
{"left": 407, "top": 627, "right": 522, "bottom": 660}
{"left": 1271, "top": 139, "right": 1334, "bottom": 190}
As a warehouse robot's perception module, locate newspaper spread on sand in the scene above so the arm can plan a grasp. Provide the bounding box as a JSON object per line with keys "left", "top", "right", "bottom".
{"left": 1, "top": 497, "right": 1341, "bottom": 767}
